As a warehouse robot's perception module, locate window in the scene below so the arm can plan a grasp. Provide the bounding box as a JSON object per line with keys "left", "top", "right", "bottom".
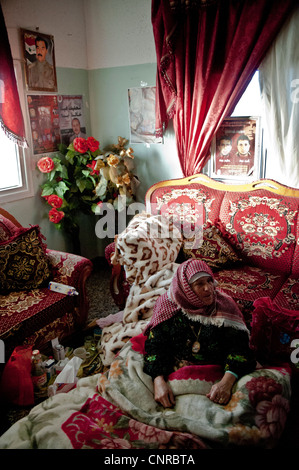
{"left": 0, "top": 61, "right": 33, "bottom": 203}
{"left": 231, "top": 71, "right": 262, "bottom": 117}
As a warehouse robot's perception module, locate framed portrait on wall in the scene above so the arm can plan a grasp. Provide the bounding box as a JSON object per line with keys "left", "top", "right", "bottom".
{"left": 210, "top": 117, "right": 261, "bottom": 183}
{"left": 21, "top": 28, "right": 57, "bottom": 92}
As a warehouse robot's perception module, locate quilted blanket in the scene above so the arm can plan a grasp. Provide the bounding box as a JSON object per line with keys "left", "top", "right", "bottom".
{"left": 100, "top": 212, "right": 182, "bottom": 365}
{"left": 0, "top": 335, "right": 291, "bottom": 449}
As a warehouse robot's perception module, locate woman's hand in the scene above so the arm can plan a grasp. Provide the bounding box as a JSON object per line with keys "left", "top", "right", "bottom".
{"left": 206, "top": 372, "right": 236, "bottom": 405}
{"left": 153, "top": 375, "right": 175, "bottom": 408}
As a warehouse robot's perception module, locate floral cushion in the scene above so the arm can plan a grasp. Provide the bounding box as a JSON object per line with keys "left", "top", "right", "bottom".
{"left": 213, "top": 265, "right": 286, "bottom": 324}
{"left": 250, "top": 297, "right": 299, "bottom": 368}
{"left": 148, "top": 183, "right": 225, "bottom": 227}
{"left": 182, "top": 222, "right": 243, "bottom": 270}
{"left": 219, "top": 190, "right": 298, "bottom": 274}
{"left": 0, "top": 225, "right": 51, "bottom": 293}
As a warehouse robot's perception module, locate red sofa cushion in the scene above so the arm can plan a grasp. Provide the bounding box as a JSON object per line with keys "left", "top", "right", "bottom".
{"left": 0, "top": 225, "right": 51, "bottom": 294}
{"left": 214, "top": 265, "right": 286, "bottom": 325}
{"left": 250, "top": 297, "right": 299, "bottom": 367}
{"left": 147, "top": 182, "right": 225, "bottom": 230}
{"left": 182, "top": 222, "right": 243, "bottom": 270}
{"left": 219, "top": 189, "right": 299, "bottom": 274}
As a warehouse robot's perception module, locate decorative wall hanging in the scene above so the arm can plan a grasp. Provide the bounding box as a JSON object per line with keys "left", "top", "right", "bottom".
{"left": 128, "top": 86, "right": 162, "bottom": 144}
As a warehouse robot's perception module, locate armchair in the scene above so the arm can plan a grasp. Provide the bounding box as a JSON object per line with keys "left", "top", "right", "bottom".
{"left": 0, "top": 208, "right": 93, "bottom": 360}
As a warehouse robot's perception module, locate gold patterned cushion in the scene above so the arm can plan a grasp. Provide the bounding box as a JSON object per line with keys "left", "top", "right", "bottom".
{"left": 0, "top": 225, "right": 51, "bottom": 293}
{"left": 183, "top": 223, "right": 243, "bottom": 270}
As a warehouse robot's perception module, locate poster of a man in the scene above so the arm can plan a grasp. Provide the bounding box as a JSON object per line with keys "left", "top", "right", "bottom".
{"left": 211, "top": 117, "right": 260, "bottom": 182}
{"left": 21, "top": 29, "right": 57, "bottom": 92}
{"left": 57, "top": 95, "right": 86, "bottom": 146}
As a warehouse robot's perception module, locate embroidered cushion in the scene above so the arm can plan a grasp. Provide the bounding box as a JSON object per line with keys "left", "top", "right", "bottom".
{"left": 147, "top": 183, "right": 225, "bottom": 228}
{"left": 213, "top": 265, "right": 286, "bottom": 325}
{"left": 0, "top": 225, "right": 51, "bottom": 293}
{"left": 272, "top": 277, "right": 299, "bottom": 310}
{"left": 250, "top": 297, "right": 299, "bottom": 368}
{"left": 182, "top": 222, "right": 243, "bottom": 270}
{"left": 219, "top": 190, "right": 298, "bottom": 274}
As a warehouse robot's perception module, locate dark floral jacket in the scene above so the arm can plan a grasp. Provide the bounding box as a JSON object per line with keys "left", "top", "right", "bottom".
{"left": 143, "top": 311, "right": 256, "bottom": 379}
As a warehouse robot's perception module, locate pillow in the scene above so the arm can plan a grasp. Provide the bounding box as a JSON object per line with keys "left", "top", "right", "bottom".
{"left": 0, "top": 225, "right": 51, "bottom": 293}
{"left": 250, "top": 297, "right": 299, "bottom": 369}
{"left": 182, "top": 223, "right": 243, "bottom": 270}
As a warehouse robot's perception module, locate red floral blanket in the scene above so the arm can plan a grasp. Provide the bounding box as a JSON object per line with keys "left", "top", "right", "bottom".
{"left": 0, "top": 335, "right": 292, "bottom": 449}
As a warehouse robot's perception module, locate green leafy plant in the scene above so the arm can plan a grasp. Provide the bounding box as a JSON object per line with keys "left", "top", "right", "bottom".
{"left": 37, "top": 136, "right": 138, "bottom": 236}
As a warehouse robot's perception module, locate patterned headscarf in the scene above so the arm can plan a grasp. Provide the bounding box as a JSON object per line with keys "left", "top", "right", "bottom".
{"left": 144, "top": 258, "right": 248, "bottom": 334}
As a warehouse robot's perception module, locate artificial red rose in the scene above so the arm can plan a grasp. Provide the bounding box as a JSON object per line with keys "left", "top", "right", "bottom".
{"left": 48, "top": 208, "right": 65, "bottom": 224}
{"left": 73, "top": 137, "right": 89, "bottom": 154}
{"left": 87, "top": 136, "right": 100, "bottom": 152}
{"left": 37, "top": 156, "right": 55, "bottom": 173}
{"left": 87, "top": 160, "right": 99, "bottom": 175}
{"left": 47, "top": 194, "right": 63, "bottom": 209}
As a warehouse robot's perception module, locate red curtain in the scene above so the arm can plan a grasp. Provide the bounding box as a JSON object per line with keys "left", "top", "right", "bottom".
{"left": 152, "top": 0, "right": 296, "bottom": 176}
{"left": 0, "top": 5, "right": 27, "bottom": 147}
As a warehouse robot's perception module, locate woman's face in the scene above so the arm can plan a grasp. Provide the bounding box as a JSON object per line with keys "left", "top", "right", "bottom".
{"left": 190, "top": 275, "right": 215, "bottom": 305}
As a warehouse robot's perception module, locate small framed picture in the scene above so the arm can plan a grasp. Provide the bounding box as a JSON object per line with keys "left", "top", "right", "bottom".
{"left": 21, "top": 28, "right": 57, "bottom": 92}
{"left": 210, "top": 117, "right": 261, "bottom": 183}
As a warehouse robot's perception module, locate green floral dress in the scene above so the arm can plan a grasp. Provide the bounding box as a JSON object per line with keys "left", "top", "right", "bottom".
{"left": 143, "top": 311, "right": 256, "bottom": 379}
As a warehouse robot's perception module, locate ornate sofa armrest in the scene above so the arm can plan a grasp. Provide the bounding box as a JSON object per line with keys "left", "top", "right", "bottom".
{"left": 46, "top": 249, "right": 93, "bottom": 325}
{"left": 105, "top": 242, "right": 130, "bottom": 309}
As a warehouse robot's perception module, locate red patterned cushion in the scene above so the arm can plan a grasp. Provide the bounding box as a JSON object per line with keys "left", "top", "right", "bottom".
{"left": 272, "top": 277, "right": 299, "bottom": 310}
{"left": 0, "top": 225, "right": 51, "bottom": 293}
{"left": 219, "top": 190, "right": 298, "bottom": 274}
{"left": 183, "top": 223, "right": 243, "bottom": 270}
{"left": 213, "top": 265, "right": 286, "bottom": 324}
{"left": 250, "top": 297, "right": 299, "bottom": 367}
{"left": 0, "top": 214, "right": 18, "bottom": 241}
{"left": 148, "top": 183, "right": 225, "bottom": 228}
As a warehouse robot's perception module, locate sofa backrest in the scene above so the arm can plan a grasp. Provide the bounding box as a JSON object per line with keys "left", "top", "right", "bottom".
{"left": 146, "top": 174, "right": 299, "bottom": 276}
{"left": 0, "top": 209, "right": 21, "bottom": 242}
{"left": 146, "top": 174, "right": 226, "bottom": 230}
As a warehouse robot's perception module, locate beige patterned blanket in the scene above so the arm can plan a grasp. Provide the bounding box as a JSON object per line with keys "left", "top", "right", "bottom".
{"left": 100, "top": 212, "right": 182, "bottom": 365}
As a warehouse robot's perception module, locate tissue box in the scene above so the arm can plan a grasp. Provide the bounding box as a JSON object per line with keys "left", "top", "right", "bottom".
{"left": 48, "top": 281, "right": 78, "bottom": 296}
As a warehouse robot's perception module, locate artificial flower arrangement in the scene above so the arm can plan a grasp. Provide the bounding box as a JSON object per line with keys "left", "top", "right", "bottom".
{"left": 37, "top": 136, "right": 139, "bottom": 235}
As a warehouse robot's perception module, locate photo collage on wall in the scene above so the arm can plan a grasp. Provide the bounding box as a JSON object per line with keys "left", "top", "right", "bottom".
{"left": 21, "top": 28, "right": 86, "bottom": 155}
{"left": 21, "top": 29, "right": 159, "bottom": 155}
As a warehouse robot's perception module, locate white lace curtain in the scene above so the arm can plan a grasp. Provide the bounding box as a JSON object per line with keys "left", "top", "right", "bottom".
{"left": 259, "top": 5, "right": 299, "bottom": 188}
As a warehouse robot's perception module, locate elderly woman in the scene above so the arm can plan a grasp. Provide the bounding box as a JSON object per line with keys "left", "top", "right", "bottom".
{"left": 143, "top": 258, "right": 256, "bottom": 408}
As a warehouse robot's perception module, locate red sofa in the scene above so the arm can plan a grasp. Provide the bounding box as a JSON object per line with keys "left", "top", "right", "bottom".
{"left": 106, "top": 174, "right": 299, "bottom": 364}
{"left": 0, "top": 208, "right": 93, "bottom": 360}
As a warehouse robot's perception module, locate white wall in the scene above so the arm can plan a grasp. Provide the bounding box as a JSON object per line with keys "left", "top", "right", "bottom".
{"left": 1, "top": 0, "right": 88, "bottom": 68}
{"left": 85, "top": 0, "right": 156, "bottom": 69}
